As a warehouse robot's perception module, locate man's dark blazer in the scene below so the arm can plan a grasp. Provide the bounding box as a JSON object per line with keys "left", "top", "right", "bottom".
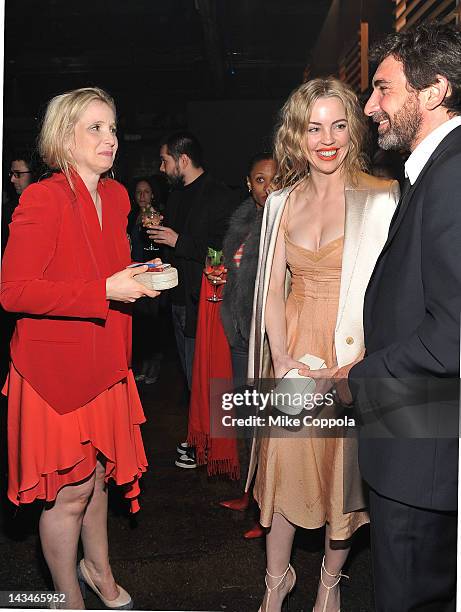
{"left": 349, "top": 125, "right": 461, "bottom": 512}
{"left": 164, "top": 172, "right": 239, "bottom": 337}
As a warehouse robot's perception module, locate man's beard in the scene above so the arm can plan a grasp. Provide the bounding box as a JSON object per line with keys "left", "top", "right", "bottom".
{"left": 166, "top": 163, "right": 185, "bottom": 188}
{"left": 373, "top": 93, "right": 422, "bottom": 151}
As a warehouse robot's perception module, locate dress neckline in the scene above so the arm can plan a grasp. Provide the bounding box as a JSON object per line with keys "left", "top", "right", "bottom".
{"left": 285, "top": 233, "right": 344, "bottom": 254}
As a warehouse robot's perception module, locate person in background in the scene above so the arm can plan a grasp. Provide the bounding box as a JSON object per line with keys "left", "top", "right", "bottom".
{"left": 147, "top": 131, "right": 239, "bottom": 469}
{"left": 128, "top": 176, "right": 165, "bottom": 263}
{"left": 129, "top": 176, "right": 165, "bottom": 384}
{"left": 2, "top": 151, "right": 38, "bottom": 251}
{"left": 217, "top": 152, "right": 276, "bottom": 539}
{"left": 9, "top": 151, "right": 37, "bottom": 197}
{"left": 1, "top": 87, "right": 159, "bottom": 609}
{"left": 248, "top": 78, "right": 398, "bottom": 612}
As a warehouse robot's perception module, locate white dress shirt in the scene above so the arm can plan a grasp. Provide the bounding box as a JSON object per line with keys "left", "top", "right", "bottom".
{"left": 405, "top": 115, "right": 461, "bottom": 184}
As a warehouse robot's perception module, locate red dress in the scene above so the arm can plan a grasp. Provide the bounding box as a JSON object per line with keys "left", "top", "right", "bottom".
{"left": 1, "top": 173, "right": 148, "bottom": 511}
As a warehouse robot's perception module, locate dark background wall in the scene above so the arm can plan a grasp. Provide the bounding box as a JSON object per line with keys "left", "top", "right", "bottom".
{"left": 310, "top": 0, "right": 395, "bottom": 79}
{"left": 3, "top": 0, "right": 398, "bottom": 191}
{"left": 187, "top": 99, "right": 283, "bottom": 186}
{"left": 2, "top": 0, "right": 335, "bottom": 189}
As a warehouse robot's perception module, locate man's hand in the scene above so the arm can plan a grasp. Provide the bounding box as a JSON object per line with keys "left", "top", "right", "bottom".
{"left": 308, "top": 366, "right": 338, "bottom": 397}
{"left": 147, "top": 225, "right": 178, "bottom": 247}
{"left": 309, "top": 363, "right": 354, "bottom": 404}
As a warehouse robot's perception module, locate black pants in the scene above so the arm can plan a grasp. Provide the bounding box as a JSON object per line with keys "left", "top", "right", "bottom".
{"left": 369, "top": 487, "right": 457, "bottom": 612}
{"left": 230, "top": 341, "right": 251, "bottom": 485}
{"left": 171, "top": 304, "right": 195, "bottom": 391}
{"left": 132, "top": 296, "right": 160, "bottom": 375}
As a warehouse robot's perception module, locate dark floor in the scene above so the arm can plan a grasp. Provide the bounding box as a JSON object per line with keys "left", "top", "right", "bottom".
{"left": 0, "top": 315, "right": 375, "bottom": 611}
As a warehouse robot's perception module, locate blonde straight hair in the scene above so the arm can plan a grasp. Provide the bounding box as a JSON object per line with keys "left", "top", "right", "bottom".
{"left": 38, "top": 87, "right": 116, "bottom": 188}
{"left": 273, "top": 77, "right": 368, "bottom": 189}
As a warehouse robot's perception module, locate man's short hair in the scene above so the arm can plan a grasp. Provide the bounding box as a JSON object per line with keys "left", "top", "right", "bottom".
{"left": 371, "top": 21, "right": 461, "bottom": 115}
{"left": 11, "top": 149, "right": 39, "bottom": 180}
{"left": 160, "top": 131, "right": 204, "bottom": 168}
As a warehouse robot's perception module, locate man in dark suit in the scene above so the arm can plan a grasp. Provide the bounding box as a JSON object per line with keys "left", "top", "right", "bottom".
{"left": 148, "top": 131, "right": 238, "bottom": 468}
{"left": 349, "top": 22, "right": 460, "bottom": 611}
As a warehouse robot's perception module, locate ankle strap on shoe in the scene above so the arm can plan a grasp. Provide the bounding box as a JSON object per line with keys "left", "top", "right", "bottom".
{"left": 320, "top": 556, "right": 349, "bottom": 589}
{"left": 265, "top": 564, "right": 291, "bottom": 590}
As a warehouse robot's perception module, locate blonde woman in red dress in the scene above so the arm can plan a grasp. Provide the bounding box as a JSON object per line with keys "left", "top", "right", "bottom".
{"left": 1, "top": 87, "right": 159, "bottom": 609}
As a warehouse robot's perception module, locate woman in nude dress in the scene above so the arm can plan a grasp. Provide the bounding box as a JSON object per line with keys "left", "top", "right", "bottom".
{"left": 248, "top": 78, "right": 399, "bottom": 611}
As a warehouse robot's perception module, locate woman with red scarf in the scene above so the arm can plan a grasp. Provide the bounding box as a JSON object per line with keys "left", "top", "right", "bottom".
{"left": 188, "top": 153, "right": 276, "bottom": 538}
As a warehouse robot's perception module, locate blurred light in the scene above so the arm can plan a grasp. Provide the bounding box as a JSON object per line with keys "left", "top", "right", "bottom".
{"left": 124, "top": 134, "right": 142, "bottom": 141}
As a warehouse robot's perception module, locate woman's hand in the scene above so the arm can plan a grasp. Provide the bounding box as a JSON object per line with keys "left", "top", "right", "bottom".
{"left": 106, "top": 266, "right": 160, "bottom": 302}
{"left": 204, "top": 265, "right": 227, "bottom": 285}
{"left": 272, "top": 354, "right": 312, "bottom": 380}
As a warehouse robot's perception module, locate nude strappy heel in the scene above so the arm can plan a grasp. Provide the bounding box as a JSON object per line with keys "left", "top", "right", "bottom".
{"left": 258, "top": 563, "right": 296, "bottom": 611}
{"left": 313, "top": 556, "right": 348, "bottom": 612}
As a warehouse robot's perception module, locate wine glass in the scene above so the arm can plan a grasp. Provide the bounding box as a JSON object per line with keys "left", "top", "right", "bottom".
{"left": 205, "top": 248, "right": 224, "bottom": 303}
{"left": 142, "top": 206, "right": 162, "bottom": 252}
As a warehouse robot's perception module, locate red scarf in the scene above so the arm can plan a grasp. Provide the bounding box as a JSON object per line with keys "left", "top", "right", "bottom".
{"left": 188, "top": 274, "right": 240, "bottom": 480}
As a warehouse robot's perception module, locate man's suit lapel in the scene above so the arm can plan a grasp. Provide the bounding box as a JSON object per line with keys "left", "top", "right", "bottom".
{"left": 378, "top": 174, "right": 420, "bottom": 254}
{"left": 378, "top": 126, "right": 461, "bottom": 258}
{"left": 365, "top": 126, "right": 461, "bottom": 308}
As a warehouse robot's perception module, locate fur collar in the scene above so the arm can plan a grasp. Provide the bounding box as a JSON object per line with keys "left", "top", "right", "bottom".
{"left": 220, "top": 197, "right": 263, "bottom": 347}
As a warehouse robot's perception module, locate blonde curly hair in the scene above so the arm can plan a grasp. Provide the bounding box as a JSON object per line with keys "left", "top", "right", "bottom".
{"left": 273, "top": 77, "right": 368, "bottom": 189}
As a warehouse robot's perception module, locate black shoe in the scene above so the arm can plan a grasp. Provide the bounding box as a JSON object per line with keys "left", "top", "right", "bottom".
{"left": 175, "top": 453, "right": 197, "bottom": 469}
{"left": 176, "top": 441, "right": 190, "bottom": 455}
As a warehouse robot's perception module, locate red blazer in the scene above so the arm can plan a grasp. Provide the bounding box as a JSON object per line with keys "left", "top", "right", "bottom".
{"left": 1, "top": 172, "right": 132, "bottom": 414}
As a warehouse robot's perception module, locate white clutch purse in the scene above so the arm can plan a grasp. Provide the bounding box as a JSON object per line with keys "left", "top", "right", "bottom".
{"left": 273, "top": 353, "right": 327, "bottom": 416}
{"left": 134, "top": 265, "right": 178, "bottom": 291}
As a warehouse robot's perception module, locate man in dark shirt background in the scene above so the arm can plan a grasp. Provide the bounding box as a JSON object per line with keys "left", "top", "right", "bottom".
{"left": 2, "top": 151, "right": 37, "bottom": 254}
{"left": 148, "top": 131, "right": 238, "bottom": 468}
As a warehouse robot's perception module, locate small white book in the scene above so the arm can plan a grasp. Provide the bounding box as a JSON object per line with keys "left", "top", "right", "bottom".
{"left": 273, "top": 353, "right": 327, "bottom": 416}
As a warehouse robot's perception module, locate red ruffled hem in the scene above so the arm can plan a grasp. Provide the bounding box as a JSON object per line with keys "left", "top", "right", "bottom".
{"left": 2, "top": 364, "right": 148, "bottom": 513}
